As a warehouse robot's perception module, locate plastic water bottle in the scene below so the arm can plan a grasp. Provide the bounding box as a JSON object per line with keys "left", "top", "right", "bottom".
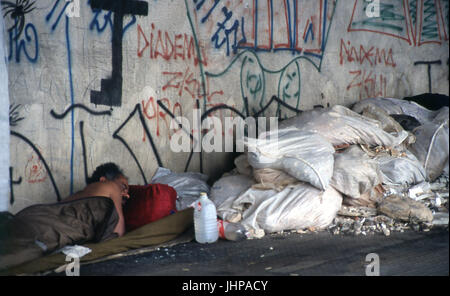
{"left": 194, "top": 192, "right": 219, "bottom": 244}
{"left": 217, "top": 219, "right": 248, "bottom": 241}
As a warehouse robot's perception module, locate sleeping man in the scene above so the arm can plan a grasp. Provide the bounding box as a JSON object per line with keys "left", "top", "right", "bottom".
{"left": 0, "top": 162, "right": 129, "bottom": 271}
{"left": 64, "top": 162, "right": 130, "bottom": 237}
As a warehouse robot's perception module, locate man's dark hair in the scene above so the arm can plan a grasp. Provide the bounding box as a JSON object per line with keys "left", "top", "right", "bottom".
{"left": 87, "top": 163, "right": 126, "bottom": 184}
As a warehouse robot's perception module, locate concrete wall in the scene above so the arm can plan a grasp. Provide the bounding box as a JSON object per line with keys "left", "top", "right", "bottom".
{"left": 3, "top": 0, "right": 449, "bottom": 213}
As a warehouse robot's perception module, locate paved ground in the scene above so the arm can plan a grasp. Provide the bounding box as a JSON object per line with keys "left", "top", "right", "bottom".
{"left": 73, "top": 228, "right": 448, "bottom": 276}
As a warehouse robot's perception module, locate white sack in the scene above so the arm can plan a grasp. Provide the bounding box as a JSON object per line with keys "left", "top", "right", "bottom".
{"left": 209, "top": 174, "right": 255, "bottom": 209}
{"left": 330, "top": 146, "right": 382, "bottom": 199}
{"left": 279, "top": 105, "right": 408, "bottom": 148}
{"left": 375, "top": 150, "right": 426, "bottom": 186}
{"left": 432, "top": 107, "right": 449, "bottom": 125}
{"left": 408, "top": 121, "right": 449, "bottom": 182}
{"left": 352, "top": 97, "right": 438, "bottom": 124}
{"left": 245, "top": 128, "right": 335, "bottom": 190}
{"left": 234, "top": 154, "right": 252, "bottom": 177}
{"left": 252, "top": 168, "right": 299, "bottom": 191}
{"left": 218, "top": 184, "right": 342, "bottom": 235}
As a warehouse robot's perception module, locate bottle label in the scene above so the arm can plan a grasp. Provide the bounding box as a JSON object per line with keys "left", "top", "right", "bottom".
{"left": 196, "top": 201, "right": 202, "bottom": 212}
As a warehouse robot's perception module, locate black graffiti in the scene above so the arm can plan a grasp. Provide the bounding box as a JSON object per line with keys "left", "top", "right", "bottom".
{"left": 89, "top": 0, "right": 148, "bottom": 107}
{"left": 157, "top": 95, "right": 300, "bottom": 173}
{"left": 11, "top": 93, "right": 300, "bottom": 203}
{"left": 9, "top": 103, "right": 24, "bottom": 126}
{"left": 413, "top": 60, "right": 442, "bottom": 93}
{"left": 50, "top": 103, "right": 112, "bottom": 188}
{"left": 10, "top": 130, "right": 62, "bottom": 202}
{"left": 79, "top": 121, "right": 89, "bottom": 185}
{"left": 50, "top": 103, "right": 112, "bottom": 119}
{"left": 1, "top": 0, "right": 36, "bottom": 40}
{"left": 156, "top": 99, "right": 195, "bottom": 143}
{"left": 113, "top": 103, "right": 163, "bottom": 184}
{"left": 253, "top": 95, "right": 302, "bottom": 117}
{"left": 9, "top": 166, "right": 22, "bottom": 205}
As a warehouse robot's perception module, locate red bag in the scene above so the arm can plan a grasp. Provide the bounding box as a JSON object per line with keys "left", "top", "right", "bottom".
{"left": 123, "top": 184, "right": 177, "bottom": 232}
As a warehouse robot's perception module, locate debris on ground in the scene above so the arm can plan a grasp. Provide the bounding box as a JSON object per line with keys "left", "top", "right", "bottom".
{"left": 210, "top": 99, "right": 449, "bottom": 239}
{"left": 327, "top": 174, "right": 449, "bottom": 237}
{"left": 378, "top": 194, "right": 433, "bottom": 222}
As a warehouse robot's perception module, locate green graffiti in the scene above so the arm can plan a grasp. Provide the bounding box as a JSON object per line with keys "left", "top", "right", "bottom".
{"left": 277, "top": 60, "right": 301, "bottom": 117}
{"left": 353, "top": 1, "right": 405, "bottom": 32}
{"left": 207, "top": 49, "right": 320, "bottom": 117}
{"left": 241, "top": 54, "right": 265, "bottom": 114}
{"left": 421, "top": 0, "right": 439, "bottom": 40}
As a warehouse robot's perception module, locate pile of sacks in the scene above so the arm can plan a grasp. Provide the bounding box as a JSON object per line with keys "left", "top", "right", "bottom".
{"left": 210, "top": 98, "right": 449, "bottom": 239}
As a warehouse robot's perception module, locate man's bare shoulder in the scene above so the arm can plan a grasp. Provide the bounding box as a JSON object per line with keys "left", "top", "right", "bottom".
{"left": 65, "top": 182, "right": 116, "bottom": 201}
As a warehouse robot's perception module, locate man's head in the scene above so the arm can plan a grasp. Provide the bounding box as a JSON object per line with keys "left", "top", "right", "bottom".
{"left": 87, "top": 162, "right": 126, "bottom": 184}
{"left": 87, "top": 163, "right": 129, "bottom": 198}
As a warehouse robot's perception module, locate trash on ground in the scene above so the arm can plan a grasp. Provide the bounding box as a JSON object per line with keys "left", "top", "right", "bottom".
{"left": 210, "top": 174, "right": 254, "bottom": 209}
{"left": 408, "top": 122, "right": 449, "bottom": 182}
{"left": 377, "top": 194, "right": 433, "bottom": 223}
{"left": 60, "top": 245, "right": 92, "bottom": 259}
{"left": 151, "top": 167, "right": 210, "bottom": 211}
{"left": 217, "top": 183, "right": 342, "bottom": 238}
{"left": 278, "top": 105, "right": 409, "bottom": 148}
{"left": 330, "top": 145, "right": 381, "bottom": 204}
{"left": 244, "top": 128, "right": 335, "bottom": 190}
{"left": 217, "top": 219, "right": 248, "bottom": 241}
{"left": 201, "top": 98, "right": 448, "bottom": 240}
{"left": 432, "top": 212, "right": 449, "bottom": 226}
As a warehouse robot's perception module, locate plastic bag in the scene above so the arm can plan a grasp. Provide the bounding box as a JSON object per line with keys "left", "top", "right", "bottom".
{"left": 245, "top": 128, "right": 335, "bottom": 190}
{"left": 279, "top": 105, "right": 408, "bottom": 148}
{"left": 151, "top": 167, "right": 210, "bottom": 210}
{"left": 352, "top": 97, "right": 404, "bottom": 115}
{"left": 360, "top": 104, "right": 405, "bottom": 133}
{"left": 209, "top": 174, "right": 255, "bottom": 209}
{"left": 217, "top": 184, "right": 342, "bottom": 236}
{"left": 408, "top": 121, "right": 449, "bottom": 182}
{"left": 233, "top": 154, "right": 252, "bottom": 177}
{"left": 330, "top": 145, "right": 382, "bottom": 199}
{"left": 352, "top": 97, "right": 438, "bottom": 125}
{"left": 432, "top": 107, "right": 449, "bottom": 125}
{"left": 375, "top": 150, "right": 426, "bottom": 186}
{"left": 252, "top": 168, "right": 299, "bottom": 191}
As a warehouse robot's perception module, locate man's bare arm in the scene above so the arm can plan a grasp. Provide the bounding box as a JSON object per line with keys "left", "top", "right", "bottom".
{"left": 109, "top": 190, "right": 126, "bottom": 237}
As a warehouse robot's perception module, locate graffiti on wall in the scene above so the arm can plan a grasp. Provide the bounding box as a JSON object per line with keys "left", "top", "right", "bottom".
{"left": 1, "top": 0, "right": 38, "bottom": 63}
{"left": 345, "top": 0, "right": 448, "bottom": 99}
{"left": 89, "top": 0, "right": 148, "bottom": 107}
{"left": 5, "top": 0, "right": 449, "bottom": 207}
{"left": 339, "top": 38, "right": 396, "bottom": 99}
{"left": 192, "top": 0, "right": 336, "bottom": 66}
{"left": 187, "top": 0, "right": 338, "bottom": 118}
{"left": 413, "top": 59, "right": 442, "bottom": 92}
{"left": 348, "top": 0, "right": 449, "bottom": 46}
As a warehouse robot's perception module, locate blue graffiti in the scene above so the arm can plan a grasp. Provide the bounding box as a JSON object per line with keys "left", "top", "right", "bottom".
{"left": 8, "top": 23, "right": 38, "bottom": 63}
{"left": 193, "top": 0, "right": 336, "bottom": 65}
{"left": 45, "top": 0, "right": 77, "bottom": 195}
{"left": 89, "top": 9, "right": 113, "bottom": 32}
{"left": 198, "top": 0, "right": 221, "bottom": 23}
{"left": 88, "top": 0, "right": 137, "bottom": 37}
{"left": 46, "top": 0, "right": 70, "bottom": 31}
{"left": 193, "top": 0, "right": 245, "bottom": 56}
{"left": 211, "top": 6, "right": 246, "bottom": 56}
